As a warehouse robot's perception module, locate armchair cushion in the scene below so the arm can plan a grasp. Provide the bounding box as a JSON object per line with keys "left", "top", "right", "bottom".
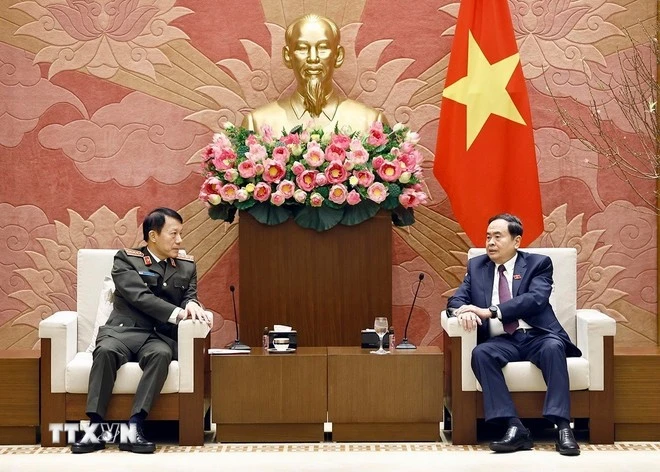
{"left": 85, "top": 276, "right": 115, "bottom": 353}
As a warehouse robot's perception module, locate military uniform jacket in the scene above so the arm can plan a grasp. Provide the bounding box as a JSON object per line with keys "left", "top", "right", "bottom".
{"left": 98, "top": 247, "right": 198, "bottom": 359}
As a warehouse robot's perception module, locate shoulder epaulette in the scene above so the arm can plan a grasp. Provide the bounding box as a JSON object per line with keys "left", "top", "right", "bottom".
{"left": 124, "top": 248, "right": 144, "bottom": 257}
{"left": 176, "top": 253, "right": 195, "bottom": 262}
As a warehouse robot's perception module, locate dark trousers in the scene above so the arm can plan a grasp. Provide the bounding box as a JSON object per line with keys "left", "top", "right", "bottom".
{"left": 471, "top": 329, "right": 571, "bottom": 422}
{"left": 86, "top": 333, "right": 172, "bottom": 419}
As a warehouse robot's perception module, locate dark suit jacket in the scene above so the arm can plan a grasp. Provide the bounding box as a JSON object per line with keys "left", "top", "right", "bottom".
{"left": 447, "top": 250, "right": 581, "bottom": 357}
{"left": 98, "top": 247, "right": 198, "bottom": 359}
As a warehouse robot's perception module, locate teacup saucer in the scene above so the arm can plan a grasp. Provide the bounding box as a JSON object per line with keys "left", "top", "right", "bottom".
{"left": 268, "top": 348, "right": 296, "bottom": 354}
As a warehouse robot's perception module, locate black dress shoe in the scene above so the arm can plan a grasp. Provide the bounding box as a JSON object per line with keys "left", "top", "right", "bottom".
{"left": 118, "top": 424, "right": 156, "bottom": 453}
{"left": 71, "top": 430, "right": 113, "bottom": 454}
{"left": 489, "top": 426, "right": 534, "bottom": 453}
{"left": 556, "top": 427, "right": 580, "bottom": 456}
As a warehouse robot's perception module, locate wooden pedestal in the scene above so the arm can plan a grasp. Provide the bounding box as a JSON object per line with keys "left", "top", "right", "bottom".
{"left": 0, "top": 350, "right": 40, "bottom": 444}
{"left": 239, "top": 212, "right": 392, "bottom": 347}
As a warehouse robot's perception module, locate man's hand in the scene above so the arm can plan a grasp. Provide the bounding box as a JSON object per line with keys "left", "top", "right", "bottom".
{"left": 454, "top": 304, "right": 489, "bottom": 332}
{"left": 180, "top": 302, "right": 213, "bottom": 327}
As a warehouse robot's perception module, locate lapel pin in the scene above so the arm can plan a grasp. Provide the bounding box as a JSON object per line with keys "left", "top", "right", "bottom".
{"left": 513, "top": 274, "right": 522, "bottom": 280}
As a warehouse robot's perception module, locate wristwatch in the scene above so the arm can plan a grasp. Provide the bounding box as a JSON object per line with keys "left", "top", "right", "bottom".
{"left": 488, "top": 305, "right": 498, "bottom": 319}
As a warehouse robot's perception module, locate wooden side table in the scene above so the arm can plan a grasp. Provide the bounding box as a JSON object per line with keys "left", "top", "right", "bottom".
{"left": 328, "top": 346, "right": 443, "bottom": 441}
{"left": 0, "top": 350, "right": 40, "bottom": 444}
{"left": 211, "top": 347, "right": 327, "bottom": 442}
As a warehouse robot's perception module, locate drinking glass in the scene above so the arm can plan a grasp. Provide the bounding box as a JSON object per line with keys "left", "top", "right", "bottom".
{"left": 371, "top": 316, "right": 390, "bottom": 355}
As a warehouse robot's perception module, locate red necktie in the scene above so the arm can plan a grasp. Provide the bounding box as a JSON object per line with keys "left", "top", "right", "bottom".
{"left": 498, "top": 265, "right": 518, "bottom": 334}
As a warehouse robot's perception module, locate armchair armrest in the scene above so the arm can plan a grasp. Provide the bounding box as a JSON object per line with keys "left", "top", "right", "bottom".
{"left": 576, "top": 309, "right": 616, "bottom": 391}
{"left": 441, "top": 310, "right": 478, "bottom": 391}
{"left": 177, "top": 319, "right": 211, "bottom": 393}
{"left": 39, "top": 311, "right": 78, "bottom": 393}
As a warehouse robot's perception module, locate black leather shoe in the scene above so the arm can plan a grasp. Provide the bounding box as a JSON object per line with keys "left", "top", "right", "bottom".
{"left": 118, "top": 424, "right": 156, "bottom": 453}
{"left": 556, "top": 427, "right": 580, "bottom": 456}
{"left": 71, "top": 430, "right": 113, "bottom": 454}
{"left": 489, "top": 426, "right": 534, "bottom": 453}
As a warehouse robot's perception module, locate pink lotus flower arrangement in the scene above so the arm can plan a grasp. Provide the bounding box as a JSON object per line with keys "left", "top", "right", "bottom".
{"left": 199, "top": 121, "right": 428, "bottom": 231}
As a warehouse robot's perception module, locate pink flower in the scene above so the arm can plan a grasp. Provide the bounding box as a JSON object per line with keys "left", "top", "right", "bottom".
{"left": 405, "top": 130, "right": 420, "bottom": 144}
{"left": 367, "top": 182, "right": 388, "bottom": 203}
{"left": 303, "top": 142, "right": 325, "bottom": 167}
{"left": 329, "top": 184, "right": 348, "bottom": 204}
{"left": 330, "top": 133, "right": 351, "bottom": 150}
{"left": 398, "top": 153, "right": 418, "bottom": 172}
{"left": 260, "top": 124, "right": 274, "bottom": 144}
{"left": 398, "top": 189, "right": 428, "bottom": 208}
{"left": 377, "top": 160, "right": 402, "bottom": 182}
{"left": 212, "top": 132, "right": 232, "bottom": 148}
{"left": 212, "top": 147, "right": 236, "bottom": 170}
{"left": 354, "top": 169, "right": 375, "bottom": 187}
{"left": 238, "top": 160, "right": 257, "bottom": 178}
{"left": 246, "top": 143, "right": 267, "bottom": 162}
{"left": 281, "top": 133, "right": 301, "bottom": 145}
{"left": 310, "top": 192, "right": 324, "bottom": 207}
{"left": 277, "top": 180, "right": 296, "bottom": 199}
{"left": 253, "top": 182, "right": 272, "bottom": 202}
{"left": 347, "top": 147, "right": 369, "bottom": 165}
{"left": 262, "top": 159, "right": 286, "bottom": 183}
{"left": 291, "top": 161, "right": 305, "bottom": 176}
{"left": 294, "top": 189, "right": 307, "bottom": 203}
{"left": 314, "top": 173, "right": 327, "bottom": 186}
{"left": 270, "top": 191, "right": 285, "bottom": 206}
{"left": 236, "top": 189, "right": 249, "bottom": 202}
{"left": 224, "top": 168, "right": 239, "bottom": 182}
{"left": 255, "top": 163, "right": 264, "bottom": 175}
{"left": 272, "top": 146, "right": 291, "bottom": 163}
{"left": 346, "top": 190, "right": 362, "bottom": 205}
{"left": 296, "top": 170, "right": 318, "bottom": 192}
{"left": 372, "top": 155, "right": 385, "bottom": 170}
{"left": 367, "top": 121, "right": 388, "bottom": 147}
{"left": 245, "top": 134, "right": 259, "bottom": 146}
{"left": 220, "top": 184, "right": 239, "bottom": 202}
{"left": 325, "top": 143, "right": 346, "bottom": 162}
{"left": 325, "top": 161, "right": 348, "bottom": 184}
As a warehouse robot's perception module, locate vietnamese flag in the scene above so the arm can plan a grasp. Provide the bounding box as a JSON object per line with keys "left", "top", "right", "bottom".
{"left": 434, "top": 0, "right": 543, "bottom": 246}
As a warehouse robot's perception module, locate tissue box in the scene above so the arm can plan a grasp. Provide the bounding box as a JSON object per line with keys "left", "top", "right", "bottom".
{"left": 361, "top": 329, "right": 390, "bottom": 348}
{"left": 268, "top": 330, "right": 298, "bottom": 349}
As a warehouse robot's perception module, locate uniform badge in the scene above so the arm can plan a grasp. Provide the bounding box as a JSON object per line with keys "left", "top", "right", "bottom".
{"left": 143, "top": 255, "right": 152, "bottom": 266}
{"left": 513, "top": 274, "right": 522, "bottom": 280}
{"left": 171, "top": 258, "right": 176, "bottom": 268}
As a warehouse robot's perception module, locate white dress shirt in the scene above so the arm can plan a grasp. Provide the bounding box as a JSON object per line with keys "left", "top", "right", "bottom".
{"left": 489, "top": 253, "right": 532, "bottom": 337}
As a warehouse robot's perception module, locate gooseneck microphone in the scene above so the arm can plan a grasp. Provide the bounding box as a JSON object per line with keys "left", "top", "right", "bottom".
{"left": 396, "top": 273, "right": 424, "bottom": 350}
{"left": 226, "top": 285, "right": 250, "bottom": 350}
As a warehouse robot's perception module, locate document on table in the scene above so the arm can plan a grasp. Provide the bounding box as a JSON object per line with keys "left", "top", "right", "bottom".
{"left": 208, "top": 348, "right": 250, "bottom": 355}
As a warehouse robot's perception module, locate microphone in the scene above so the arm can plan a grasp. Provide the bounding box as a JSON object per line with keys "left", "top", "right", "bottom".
{"left": 396, "top": 273, "right": 424, "bottom": 350}
{"left": 226, "top": 285, "right": 250, "bottom": 350}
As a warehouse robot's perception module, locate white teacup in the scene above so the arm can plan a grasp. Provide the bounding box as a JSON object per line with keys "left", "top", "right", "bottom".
{"left": 273, "top": 338, "right": 289, "bottom": 351}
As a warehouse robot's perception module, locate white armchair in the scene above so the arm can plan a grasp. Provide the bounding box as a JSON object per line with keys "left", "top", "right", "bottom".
{"left": 39, "top": 249, "right": 211, "bottom": 446}
{"left": 441, "top": 248, "right": 615, "bottom": 444}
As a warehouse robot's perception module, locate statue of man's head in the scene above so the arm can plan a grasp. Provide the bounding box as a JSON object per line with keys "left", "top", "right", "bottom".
{"left": 283, "top": 14, "right": 345, "bottom": 117}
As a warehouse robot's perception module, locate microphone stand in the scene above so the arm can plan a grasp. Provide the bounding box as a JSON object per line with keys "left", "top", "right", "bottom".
{"left": 227, "top": 285, "right": 250, "bottom": 350}
{"left": 396, "top": 273, "right": 424, "bottom": 350}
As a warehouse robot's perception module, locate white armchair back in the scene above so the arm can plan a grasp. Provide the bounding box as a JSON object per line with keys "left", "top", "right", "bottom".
{"left": 75, "top": 249, "right": 118, "bottom": 352}
{"left": 468, "top": 247, "right": 578, "bottom": 343}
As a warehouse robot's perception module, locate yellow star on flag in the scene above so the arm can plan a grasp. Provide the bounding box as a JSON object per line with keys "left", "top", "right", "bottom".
{"left": 443, "top": 31, "right": 526, "bottom": 150}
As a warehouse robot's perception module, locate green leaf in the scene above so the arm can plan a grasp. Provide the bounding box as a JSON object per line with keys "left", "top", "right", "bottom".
{"left": 341, "top": 200, "right": 380, "bottom": 226}
{"left": 294, "top": 206, "right": 344, "bottom": 232}
{"left": 289, "top": 124, "right": 303, "bottom": 135}
{"left": 391, "top": 206, "right": 415, "bottom": 226}
{"left": 381, "top": 194, "right": 400, "bottom": 210}
{"left": 208, "top": 204, "right": 237, "bottom": 223}
{"left": 234, "top": 199, "right": 256, "bottom": 210}
{"left": 247, "top": 202, "right": 291, "bottom": 226}
{"left": 324, "top": 200, "right": 343, "bottom": 210}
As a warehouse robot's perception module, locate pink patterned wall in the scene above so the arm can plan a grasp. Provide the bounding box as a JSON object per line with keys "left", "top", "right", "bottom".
{"left": 1, "top": 0, "right": 656, "bottom": 350}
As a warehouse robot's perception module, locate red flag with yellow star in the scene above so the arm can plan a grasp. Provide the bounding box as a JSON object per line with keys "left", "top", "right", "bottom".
{"left": 434, "top": 0, "right": 543, "bottom": 246}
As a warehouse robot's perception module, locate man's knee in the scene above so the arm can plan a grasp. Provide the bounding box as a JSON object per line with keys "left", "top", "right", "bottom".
{"left": 140, "top": 346, "right": 172, "bottom": 368}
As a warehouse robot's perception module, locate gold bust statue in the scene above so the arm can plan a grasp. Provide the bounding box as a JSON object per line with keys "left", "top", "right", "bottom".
{"left": 242, "top": 14, "right": 386, "bottom": 135}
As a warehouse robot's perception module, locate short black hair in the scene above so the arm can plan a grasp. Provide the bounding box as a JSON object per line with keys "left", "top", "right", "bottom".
{"left": 143, "top": 208, "right": 183, "bottom": 242}
{"left": 488, "top": 213, "right": 523, "bottom": 238}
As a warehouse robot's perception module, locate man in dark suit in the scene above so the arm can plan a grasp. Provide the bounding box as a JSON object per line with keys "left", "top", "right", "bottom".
{"left": 447, "top": 213, "right": 581, "bottom": 456}
{"left": 72, "top": 208, "right": 212, "bottom": 454}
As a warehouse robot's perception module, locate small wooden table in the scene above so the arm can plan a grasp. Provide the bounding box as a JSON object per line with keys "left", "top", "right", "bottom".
{"left": 211, "top": 347, "right": 327, "bottom": 442}
{"left": 0, "top": 350, "right": 40, "bottom": 444}
{"left": 327, "top": 346, "right": 443, "bottom": 441}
